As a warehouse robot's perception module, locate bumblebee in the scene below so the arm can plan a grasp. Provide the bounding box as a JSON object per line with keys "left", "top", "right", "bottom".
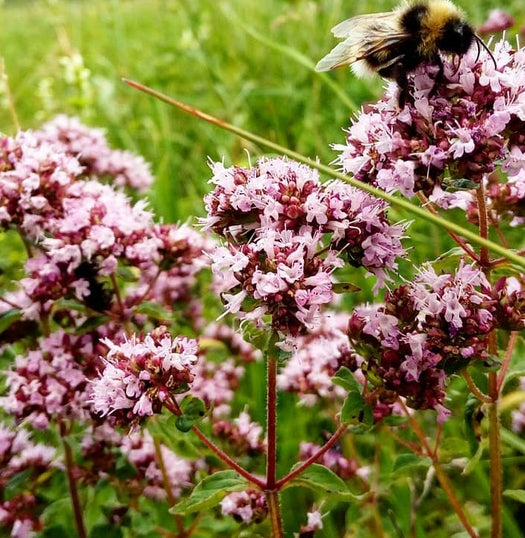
{"left": 315, "top": 0, "right": 494, "bottom": 107}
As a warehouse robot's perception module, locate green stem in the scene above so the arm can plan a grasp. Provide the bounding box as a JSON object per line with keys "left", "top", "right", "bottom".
{"left": 122, "top": 78, "right": 525, "bottom": 271}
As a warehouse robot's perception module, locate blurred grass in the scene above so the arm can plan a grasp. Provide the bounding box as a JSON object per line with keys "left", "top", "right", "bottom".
{"left": 1, "top": 0, "right": 523, "bottom": 223}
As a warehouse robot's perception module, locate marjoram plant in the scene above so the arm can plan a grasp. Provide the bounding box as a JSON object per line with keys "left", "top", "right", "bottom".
{"left": 1, "top": 33, "right": 525, "bottom": 538}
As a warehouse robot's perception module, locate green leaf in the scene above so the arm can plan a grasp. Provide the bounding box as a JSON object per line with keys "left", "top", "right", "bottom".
{"left": 76, "top": 314, "right": 111, "bottom": 335}
{"left": 464, "top": 395, "right": 483, "bottom": 455}
{"left": 287, "top": 463, "right": 363, "bottom": 500}
{"left": 88, "top": 525, "right": 123, "bottom": 538}
{"left": 392, "top": 454, "right": 432, "bottom": 475}
{"left": 332, "top": 282, "right": 360, "bottom": 294}
{"left": 438, "top": 437, "right": 470, "bottom": 460}
{"left": 382, "top": 414, "right": 408, "bottom": 427}
{"left": 442, "top": 177, "right": 480, "bottom": 191}
{"left": 175, "top": 396, "right": 207, "bottom": 432}
{"left": 134, "top": 301, "right": 172, "bottom": 321}
{"left": 41, "top": 526, "right": 73, "bottom": 538}
{"left": 116, "top": 265, "right": 139, "bottom": 282}
{"left": 171, "top": 470, "right": 247, "bottom": 515}
{"left": 501, "top": 427, "right": 525, "bottom": 455}
{"left": 503, "top": 489, "right": 525, "bottom": 504}
{"left": 469, "top": 354, "right": 502, "bottom": 372}
{"left": 53, "top": 298, "right": 87, "bottom": 313}
{"left": 332, "top": 367, "right": 361, "bottom": 393}
{"left": 340, "top": 392, "right": 373, "bottom": 429}
{"left": 462, "top": 444, "right": 484, "bottom": 476}
{"left": 0, "top": 309, "right": 22, "bottom": 333}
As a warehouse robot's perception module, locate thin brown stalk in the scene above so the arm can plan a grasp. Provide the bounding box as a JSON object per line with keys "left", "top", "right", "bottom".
{"left": 59, "top": 421, "right": 87, "bottom": 538}
{"left": 463, "top": 369, "right": 491, "bottom": 404}
{"left": 266, "top": 489, "right": 284, "bottom": 537}
{"left": 152, "top": 433, "right": 187, "bottom": 536}
{"left": 266, "top": 355, "right": 278, "bottom": 490}
{"left": 398, "top": 401, "right": 479, "bottom": 538}
{"left": 497, "top": 331, "right": 518, "bottom": 393}
{"left": 488, "top": 370, "right": 502, "bottom": 538}
{"left": 265, "top": 354, "right": 284, "bottom": 536}
{"left": 476, "top": 183, "right": 490, "bottom": 266}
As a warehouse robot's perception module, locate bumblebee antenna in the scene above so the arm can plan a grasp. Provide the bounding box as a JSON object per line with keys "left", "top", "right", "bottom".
{"left": 475, "top": 34, "right": 497, "bottom": 68}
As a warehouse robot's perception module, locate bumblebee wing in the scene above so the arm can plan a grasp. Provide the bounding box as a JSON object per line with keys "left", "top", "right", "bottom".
{"left": 330, "top": 12, "right": 397, "bottom": 38}
{"left": 316, "top": 12, "right": 409, "bottom": 72}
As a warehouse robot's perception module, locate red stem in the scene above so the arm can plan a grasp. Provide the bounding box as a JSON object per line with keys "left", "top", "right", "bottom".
{"left": 275, "top": 423, "right": 347, "bottom": 489}
{"left": 265, "top": 355, "right": 284, "bottom": 537}
{"left": 164, "top": 398, "right": 264, "bottom": 488}
{"left": 266, "top": 355, "right": 278, "bottom": 489}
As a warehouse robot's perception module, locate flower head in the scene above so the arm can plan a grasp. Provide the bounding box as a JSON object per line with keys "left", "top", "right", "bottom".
{"left": 336, "top": 39, "right": 525, "bottom": 203}
{"left": 91, "top": 326, "right": 198, "bottom": 429}
{"left": 348, "top": 262, "right": 500, "bottom": 422}
{"left": 35, "top": 115, "right": 154, "bottom": 192}
{"left": 1, "top": 331, "right": 98, "bottom": 429}
{"left": 203, "top": 157, "right": 406, "bottom": 335}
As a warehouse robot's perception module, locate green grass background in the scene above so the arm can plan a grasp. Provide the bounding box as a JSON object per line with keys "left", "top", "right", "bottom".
{"left": 1, "top": 1, "right": 525, "bottom": 536}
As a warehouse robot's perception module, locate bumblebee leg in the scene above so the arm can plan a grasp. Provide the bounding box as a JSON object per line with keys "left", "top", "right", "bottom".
{"left": 429, "top": 54, "right": 444, "bottom": 97}
{"left": 379, "top": 64, "right": 409, "bottom": 108}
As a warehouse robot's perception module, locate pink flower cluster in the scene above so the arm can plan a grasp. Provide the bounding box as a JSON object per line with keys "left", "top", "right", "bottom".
{"left": 0, "top": 426, "right": 56, "bottom": 537}
{"left": 120, "top": 430, "right": 204, "bottom": 500}
{"left": 1, "top": 330, "right": 99, "bottom": 429}
{"left": 277, "top": 312, "right": 353, "bottom": 405}
{"left": 91, "top": 326, "right": 198, "bottom": 428}
{"left": 220, "top": 489, "right": 268, "bottom": 525}
{"left": 213, "top": 411, "right": 267, "bottom": 455}
{"left": 336, "top": 40, "right": 525, "bottom": 201}
{"left": 299, "top": 441, "right": 360, "bottom": 480}
{"left": 0, "top": 125, "right": 212, "bottom": 322}
{"left": 348, "top": 262, "right": 501, "bottom": 423}
{"left": 0, "top": 131, "right": 83, "bottom": 239}
{"left": 35, "top": 114, "right": 154, "bottom": 192}
{"left": 203, "top": 157, "right": 406, "bottom": 335}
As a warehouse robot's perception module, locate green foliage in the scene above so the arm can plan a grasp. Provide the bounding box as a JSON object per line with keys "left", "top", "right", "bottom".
{"left": 172, "top": 470, "right": 248, "bottom": 515}
{"left": 286, "top": 463, "right": 363, "bottom": 500}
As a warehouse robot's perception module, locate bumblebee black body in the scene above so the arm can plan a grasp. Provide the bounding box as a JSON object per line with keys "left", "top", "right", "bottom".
{"left": 315, "top": 0, "right": 491, "bottom": 107}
